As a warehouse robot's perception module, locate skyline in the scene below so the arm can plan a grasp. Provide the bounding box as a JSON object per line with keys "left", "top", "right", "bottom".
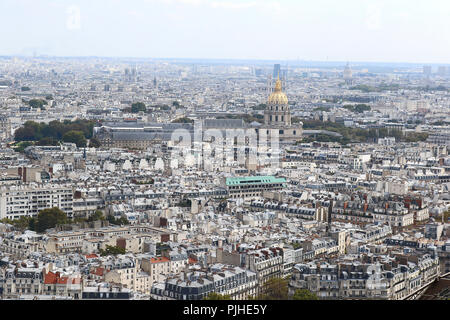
{"left": 0, "top": 0, "right": 449, "bottom": 64}
{"left": 2, "top": 55, "right": 450, "bottom": 68}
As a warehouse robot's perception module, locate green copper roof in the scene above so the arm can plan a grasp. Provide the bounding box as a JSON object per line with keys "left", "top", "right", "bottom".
{"left": 226, "top": 176, "right": 286, "bottom": 186}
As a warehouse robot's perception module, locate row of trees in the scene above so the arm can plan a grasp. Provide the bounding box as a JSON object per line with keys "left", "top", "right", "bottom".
{"left": 172, "top": 117, "right": 194, "bottom": 124}
{"left": 27, "top": 99, "right": 48, "bottom": 109}
{"left": 14, "top": 119, "right": 99, "bottom": 148}
{"left": 203, "top": 278, "right": 318, "bottom": 300}
{"left": 72, "top": 210, "right": 129, "bottom": 226}
{"left": 342, "top": 104, "right": 371, "bottom": 113}
{"left": 302, "top": 120, "right": 428, "bottom": 144}
{"left": 124, "top": 101, "right": 183, "bottom": 114}
{"left": 0, "top": 208, "right": 130, "bottom": 234}
{"left": 99, "top": 245, "right": 126, "bottom": 256}
{"left": 0, "top": 207, "right": 68, "bottom": 233}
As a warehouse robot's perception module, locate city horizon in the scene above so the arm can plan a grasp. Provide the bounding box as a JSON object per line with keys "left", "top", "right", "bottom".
{"left": 3, "top": 54, "right": 450, "bottom": 68}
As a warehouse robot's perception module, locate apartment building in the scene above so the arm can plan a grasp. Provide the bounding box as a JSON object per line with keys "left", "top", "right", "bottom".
{"left": 150, "top": 266, "right": 257, "bottom": 300}
{"left": 141, "top": 257, "right": 171, "bottom": 285}
{"left": 289, "top": 251, "right": 440, "bottom": 300}
{"left": 0, "top": 267, "right": 43, "bottom": 299}
{"left": 0, "top": 231, "right": 45, "bottom": 258}
{"left": 0, "top": 185, "right": 73, "bottom": 220}
{"left": 245, "top": 247, "right": 284, "bottom": 295}
{"left": 42, "top": 271, "right": 82, "bottom": 299}
{"left": 103, "top": 256, "right": 151, "bottom": 294}
{"left": 45, "top": 231, "right": 85, "bottom": 254}
{"left": 331, "top": 197, "right": 414, "bottom": 227}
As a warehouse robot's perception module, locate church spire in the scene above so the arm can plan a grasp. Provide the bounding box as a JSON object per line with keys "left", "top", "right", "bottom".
{"left": 275, "top": 71, "right": 282, "bottom": 93}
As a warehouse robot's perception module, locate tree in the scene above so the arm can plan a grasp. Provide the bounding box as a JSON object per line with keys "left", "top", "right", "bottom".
{"left": 203, "top": 292, "right": 231, "bottom": 300}
{"left": 36, "top": 137, "right": 59, "bottom": 146}
{"left": 254, "top": 277, "right": 289, "bottom": 300}
{"left": 107, "top": 215, "right": 129, "bottom": 226}
{"left": 13, "top": 216, "right": 33, "bottom": 232}
{"left": 131, "top": 102, "right": 146, "bottom": 113}
{"left": 35, "top": 207, "right": 68, "bottom": 233}
{"left": 292, "top": 289, "right": 318, "bottom": 300}
{"left": 172, "top": 117, "right": 194, "bottom": 124}
{"left": 88, "top": 210, "right": 105, "bottom": 222}
{"left": 14, "top": 141, "right": 34, "bottom": 153}
{"left": 0, "top": 217, "right": 32, "bottom": 232}
{"left": 89, "top": 137, "right": 101, "bottom": 148}
{"left": 15, "top": 125, "right": 39, "bottom": 141}
{"left": 28, "top": 99, "right": 47, "bottom": 109}
{"left": 62, "top": 130, "right": 87, "bottom": 147}
{"left": 99, "top": 245, "right": 126, "bottom": 256}
{"left": 14, "top": 120, "right": 95, "bottom": 143}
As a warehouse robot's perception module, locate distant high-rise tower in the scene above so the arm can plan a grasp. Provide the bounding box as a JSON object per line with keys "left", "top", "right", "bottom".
{"left": 269, "top": 64, "right": 287, "bottom": 93}
{"left": 343, "top": 62, "right": 353, "bottom": 85}
{"left": 273, "top": 64, "right": 281, "bottom": 79}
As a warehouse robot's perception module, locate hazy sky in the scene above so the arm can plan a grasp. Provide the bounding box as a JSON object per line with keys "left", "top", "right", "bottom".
{"left": 0, "top": 0, "right": 449, "bottom": 63}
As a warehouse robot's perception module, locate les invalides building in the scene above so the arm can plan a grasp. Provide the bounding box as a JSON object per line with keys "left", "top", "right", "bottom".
{"left": 262, "top": 75, "right": 303, "bottom": 143}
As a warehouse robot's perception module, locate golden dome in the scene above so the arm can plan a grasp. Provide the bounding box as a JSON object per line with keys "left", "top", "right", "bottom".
{"left": 268, "top": 78, "right": 288, "bottom": 105}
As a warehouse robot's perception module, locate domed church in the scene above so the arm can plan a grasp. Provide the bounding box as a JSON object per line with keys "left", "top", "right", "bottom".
{"left": 262, "top": 75, "right": 302, "bottom": 143}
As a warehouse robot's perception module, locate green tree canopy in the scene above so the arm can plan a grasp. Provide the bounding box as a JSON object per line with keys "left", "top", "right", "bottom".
{"left": 62, "top": 130, "right": 87, "bottom": 147}
{"left": 131, "top": 102, "right": 147, "bottom": 113}
{"left": 36, "top": 137, "right": 59, "bottom": 146}
{"left": 254, "top": 277, "right": 289, "bottom": 300}
{"left": 89, "top": 137, "right": 101, "bottom": 148}
{"left": 99, "top": 245, "right": 126, "bottom": 256}
{"left": 35, "top": 207, "right": 68, "bottom": 233}
{"left": 28, "top": 99, "right": 48, "bottom": 109}
{"left": 292, "top": 289, "right": 319, "bottom": 300}
{"left": 107, "top": 215, "right": 130, "bottom": 226}
{"left": 171, "top": 117, "right": 194, "bottom": 123}
{"left": 88, "top": 210, "right": 105, "bottom": 222}
{"left": 0, "top": 216, "right": 33, "bottom": 232}
{"left": 14, "top": 119, "right": 96, "bottom": 143}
